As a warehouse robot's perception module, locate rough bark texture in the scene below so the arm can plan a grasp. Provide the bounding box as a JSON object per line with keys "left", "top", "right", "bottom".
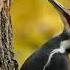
{"left": 0, "top": 0, "right": 18, "bottom": 70}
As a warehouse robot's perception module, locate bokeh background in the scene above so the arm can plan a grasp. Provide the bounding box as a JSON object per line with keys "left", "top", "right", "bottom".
{"left": 11, "top": 0, "right": 70, "bottom": 68}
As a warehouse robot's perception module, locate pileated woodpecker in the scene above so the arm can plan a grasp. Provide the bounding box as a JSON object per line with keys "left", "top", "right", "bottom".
{"left": 20, "top": 0, "right": 70, "bottom": 70}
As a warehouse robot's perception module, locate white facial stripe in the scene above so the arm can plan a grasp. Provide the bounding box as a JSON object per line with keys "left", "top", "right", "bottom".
{"left": 43, "top": 42, "right": 66, "bottom": 70}
{"left": 43, "top": 40, "right": 70, "bottom": 70}
{"left": 60, "top": 40, "right": 70, "bottom": 50}
{"left": 43, "top": 48, "right": 65, "bottom": 70}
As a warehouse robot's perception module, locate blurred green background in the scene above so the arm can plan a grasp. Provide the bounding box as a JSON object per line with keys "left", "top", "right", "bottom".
{"left": 11, "top": 0, "right": 70, "bottom": 68}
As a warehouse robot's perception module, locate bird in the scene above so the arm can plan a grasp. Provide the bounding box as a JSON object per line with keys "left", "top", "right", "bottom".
{"left": 20, "top": 0, "right": 70, "bottom": 70}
